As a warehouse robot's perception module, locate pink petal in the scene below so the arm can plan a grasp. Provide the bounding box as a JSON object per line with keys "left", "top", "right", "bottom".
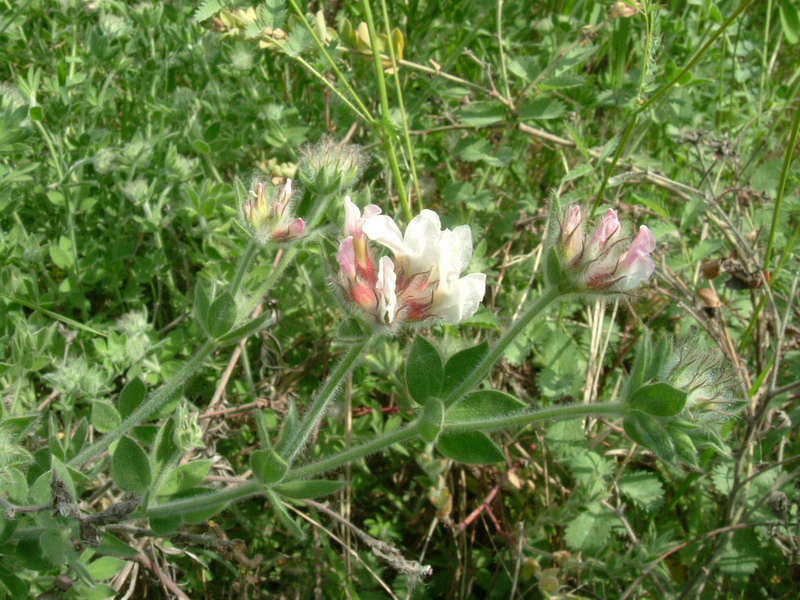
{"left": 588, "top": 209, "right": 620, "bottom": 253}
{"left": 337, "top": 237, "right": 356, "bottom": 278}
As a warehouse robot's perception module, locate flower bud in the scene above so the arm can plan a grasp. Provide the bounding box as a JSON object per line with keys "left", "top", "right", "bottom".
{"left": 174, "top": 401, "right": 204, "bottom": 451}
{"left": 552, "top": 205, "right": 656, "bottom": 296}
{"left": 297, "top": 135, "right": 368, "bottom": 195}
{"left": 241, "top": 177, "right": 304, "bottom": 244}
{"left": 622, "top": 334, "right": 743, "bottom": 466}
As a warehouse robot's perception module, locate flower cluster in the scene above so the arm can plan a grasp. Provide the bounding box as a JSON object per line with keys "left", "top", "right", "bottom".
{"left": 241, "top": 177, "right": 305, "bottom": 244}
{"left": 336, "top": 197, "right": 486, "bottom": 331}
{"left": 555, "top": 205, "right": 656, "bottom": 294}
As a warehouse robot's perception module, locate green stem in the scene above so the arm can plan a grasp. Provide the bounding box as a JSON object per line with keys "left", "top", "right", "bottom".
{"left": 592, "top": 0, "right": 757, "bottom": 214}
{"left": 285, "top": 420, "right": 422, "bottom": 482}
{"left": 282, "top": 339, "right": 370, "bottom": 465}
{"left": 228, "top": 238, "right": 258, "bottom": 296}
{"left": 444, "top": 402, "right": 627, "bottom": 434}
{"left": 145, "top": 480, "right": 262, "bottom": 520}
{"left": 442, "top": 286, "right": 561, "bottom": 406}
{"left": 285, "top": 0, "right": 375, "bottom": 124}
{"left": 379, "top": 0, "right": 422, "bottom": 210}
{"left": 763, "top": 96, "right": 800, "bottom": 271}
{"left": 361, "top": 0, "right": 411, "bottom": 221}
{"left": 68, "top": 340, "right": 215, "bottom": 467}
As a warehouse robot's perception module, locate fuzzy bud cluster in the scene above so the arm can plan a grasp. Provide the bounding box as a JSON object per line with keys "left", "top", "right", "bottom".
{"left": 298, "top": 136, "right": 367, "bottom": 195}
{"left": 241, "top": 177, "right": 304, "bottom": 244}
{"left": 622, "top": 334, "right": 743, "bottom": 467}
{"left": 552, "top": 205, "right": 656, "bottom": 295}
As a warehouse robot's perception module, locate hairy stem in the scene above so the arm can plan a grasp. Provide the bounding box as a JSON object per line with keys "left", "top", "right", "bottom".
{"left": 444, "top": 402, "right": 627, "bottom": 433}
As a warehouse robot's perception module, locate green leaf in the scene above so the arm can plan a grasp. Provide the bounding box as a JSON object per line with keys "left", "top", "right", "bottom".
{"left": 49, "top": 244, "right": 73, "bottom": 269}
{"left": 261, "top": 0, "right": 287, "bottom": 29}
{"left": 208, "top": 291, "right": 237, "bottom": 338}
{"left": 419, "top": 397, "right": 444, "bottom": 443}
{"left": 437, "top": 431, "right": 504, "bottom": 464}
{"left": 193, "top": 0, "right": 221, "bottom": 22}
{"left": 152, "top": 418, "right": 179, "bottom": 475}
{"left": 167, "top": 487, "right": 230, "bottom": 523}
{"left": 86, "top": 557, "right": 126, "bottom": 581}
{"left": 564, "top": 506, "right": 613, "bottom": 551}
{"left": 780, "top": 0, "right": 800, "bottom": 45}
{"left": 623, "top": 411, "right": 676, "bottom": 463}
{"left": 274, "top": 479, "right": 345, "bottom": 499}
{"left": 446, "top": 390, "right": 525, "bottom": 423}
{"left": 618, "top": 471, "right": 665, "bottom": 511}
{"left": 0, "top": 415, "right": 39, "bottom": 439}
{"left": 456, "top": 101, "right": 506, "bottom": 127}
{"left": 265, "top": 489, "right": 305, "bottom": 540}
{"left": 251, "top": 448, "right": 288, "bottom": 484}
{"left": 111, "top": 436, "right": 151, "bottom": 493}
{"left": 118, "top": 377, "right": 146, "bottom": 419}
{"left": 149, "top": 515, "right": 182, "bottom": 535}
{"left": 158, "top": 460, "right": 212, "bottom": 496}
{"left": 629, "top": 382, "right": 687, "bottom": 417}
{"left": 519, "top": 97, "right": 566, "bottom": 120}
{"left": 405, "top": 336, "right": 443, "bottom": 405}
{"left": 644, "top": 334, "right": 673, "bottom": 382}
{"left": 194, "top": 282, "right": 211, "bottom": 336}
{"left": 544, "top": 247, "right": 563, "bottom": 289}
{"left": 275, "top": 400, "right": 298, "bottom": 456}
{"left": 91, "top": 400, "right": 121, "bottom": 433}
{"left": 216, "top": 312, "right": 273, "bottom": 345}
{"left": 96, "top": 533, "right": 139, "bottom": 559}
{"left": 442, "top": 342, "right": 488, "bottom": 405}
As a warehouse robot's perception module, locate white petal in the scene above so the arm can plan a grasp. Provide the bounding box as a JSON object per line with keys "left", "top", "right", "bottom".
{"left": 363, "top": 215, "right": 408, "bottom": 257}
{"left": 343, "top": 196, "right": 360, "bottom": 236}
{"left": 375, "top": 256, "right": 398, "bottom": 325}
{"left": 402, "top": 210, "right": 441, "bottom": 272}
{"left": 438, "top": 226, "right": 473, "bottom": 283}
{"left": 434, "top": 273, "right": 486, "bottom": 324}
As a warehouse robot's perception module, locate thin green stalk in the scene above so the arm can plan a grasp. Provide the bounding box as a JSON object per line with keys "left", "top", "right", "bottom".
{"left": 285, "top": 420, "right": 422, "bottom": 482}
{"left": 292, "top": 53, "right": 373, "bottom": 124}
{"left": 379, "top": 0, "right": 422, "bottom": 210}
{"left": 442, "top": 286, "right": 561, "bottom": 406}
{"left": 285, "top": 0, "right": 375, "bottom": 124}
{"left": 228, "top": 238, "right": 258, "bottom": 296}
{"left": 361, "top": 0, "right": 411, "bottom": 221}
{"left": 592, "top": 0, "right": 757, "bottom": 214}
{"left": 68, "top": 340, "right": 215, "bottom": 468}
{"left": 763, "top": 97, "right": 800, "bottom": 271}
{"left": 282, "top": 338, "right": 370, "bottom": 465}
{"left": 444, "top": 402, "right": 627, "bottom": 434}
{"left": 145, "top": 480, "right": 262, "bottom": 520}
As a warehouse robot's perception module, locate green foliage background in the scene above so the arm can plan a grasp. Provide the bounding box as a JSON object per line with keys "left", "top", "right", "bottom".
{"left": 1, "top": 0, "right": 799, "bottom": 598}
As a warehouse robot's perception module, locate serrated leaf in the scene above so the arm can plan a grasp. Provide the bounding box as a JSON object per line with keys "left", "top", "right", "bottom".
{"left": 519, "top": 97, "right": 566, "bottom": 120}
{"left": 437, "top": 431, "right": 504, "bottom": 464}
{"left": 274, "top": 479, "right": 345, "bottom": 499}
{"left": 405, "top": 336, "right": 442, "bottom": 405}
{"left": 618, "top": 471, "right": 665, "bottom": 511}
{"left": 718, "top": 528, "right": 762, "bottom": 575}
{"left": 157, "top": 460, "right": 211, "bottom": 496}
{"left": 193, "top": 0, "right": 222, "bottom": 22}
{"left": 629, "top": 382, "right": 687, "bottom": 417}
{"left": 564, "top": 507, "right": 612, "bottom": 551}
{"left": 284, "top": 27, "right": 313, "bottom": 57}
{"left": 446, "top": 390, "right": 525, "bottom": 423}
{"left": 118, "top": 377, "right": 146, "bottom": 419}
{"left": 208, "top": 291, "right": 237, "bottom": 338}
{"left": 91, "top": 400, "right": 121, "bottom": 433}
{"left": 261, "top": 0, "right": 287, "bottom": 29}
{"left": 111, "top": 437, "right": 151, "bottom": 493}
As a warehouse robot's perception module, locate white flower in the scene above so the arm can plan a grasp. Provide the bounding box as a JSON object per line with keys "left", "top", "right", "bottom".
{"left": 337, "top": 202, "right": 486, "bottom": 330}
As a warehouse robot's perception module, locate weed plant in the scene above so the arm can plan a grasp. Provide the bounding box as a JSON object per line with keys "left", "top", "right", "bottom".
{"left": 0, "top": 1, "right": 799, "bottom": 598}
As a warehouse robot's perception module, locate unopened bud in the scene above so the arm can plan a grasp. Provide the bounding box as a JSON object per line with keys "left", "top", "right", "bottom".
{"left": 297, "top": 135, "right": 368, "bottom": 195}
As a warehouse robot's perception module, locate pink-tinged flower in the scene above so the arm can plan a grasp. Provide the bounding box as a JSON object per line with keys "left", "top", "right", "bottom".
{"left": 241, "top": 177, "right": 304, "bottom": 244}
{"left": 336, "top": 201, "right": 486, "bottom": 330}
{"left": 554, "top": 205, "right": 656, "bottom": 294}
